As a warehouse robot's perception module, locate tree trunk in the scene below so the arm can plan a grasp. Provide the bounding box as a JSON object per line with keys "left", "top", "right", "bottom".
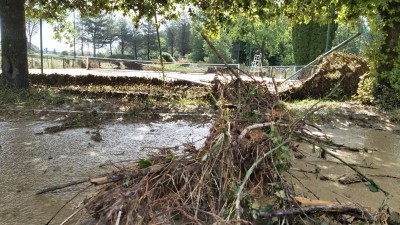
{"left": 93, "top": 38, "right": 96, "bottom": 57}
{"left": 109, "top": 41, "right": 113, "bottom": 55}
{"left": 147, "top": 39, "right": 150, "bottom": 60}
{"left": 0, "top": 0, "right": 29, "bottom": 88}
{"left": 171, "top": 36, "right": 174, "bottom": 57}
{"left": 134, "top": 45, "right": 138, "bottom": 60}
{"left": 378, "top": 1, "right": 400, "bottom": 73}
{"left": 81, "top": 39, "right": 84, "bottom": 56}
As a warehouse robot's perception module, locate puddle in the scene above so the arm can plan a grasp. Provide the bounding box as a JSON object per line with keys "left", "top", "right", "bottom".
{"left": 292, "top": 124, "right": 400, "bottom": 212}
{"left": 0, "top": 120, "right": 211, "bottom": 225}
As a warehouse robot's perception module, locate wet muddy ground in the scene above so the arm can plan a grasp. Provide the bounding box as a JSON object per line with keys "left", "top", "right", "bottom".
{"left": 0, "top": 118, "right": 211, "bottom": 225}
{"left": 1, "top": 104, "right": 400, "bottom": 224}
{"left": 291, "top": 117, "right": 400, "bottom": 213}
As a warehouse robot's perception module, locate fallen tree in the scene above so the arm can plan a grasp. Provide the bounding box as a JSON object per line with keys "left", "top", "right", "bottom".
{"left": 281, "top": 52, "right": 369, "bottom": 100}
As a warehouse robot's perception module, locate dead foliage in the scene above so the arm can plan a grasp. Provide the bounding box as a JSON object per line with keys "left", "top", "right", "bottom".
{"left": 282, "top": 52, "right": 369, "bottom": 99}
{"left": 82, "top": 74, "right": 299, "bottom": 224}
{"left": 71, "top": 72, "right": 377, "bottom": 224}
{"left": 44, "top": 110, "right": 100, "bottom": 133}
{"left": 29, "top": 73, "right": 203, "bottom": 88}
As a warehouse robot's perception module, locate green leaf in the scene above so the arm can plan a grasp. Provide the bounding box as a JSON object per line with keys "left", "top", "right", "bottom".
{"left": 251, "top": 209, "right": 258, "bottom": 219}
{"left": 367, "top": 183, "right": 379, "bottom": 192}
{"left": 280, "top": 145, "right": 289, "bottom": 151}
{"left": 166, "top": 153, "right": 175, "bottom": 161}
{"left": 201, "top": 153, "right": 209, "bottom": 162}
{"left": 274, "top": 190, "right": 285, "bottom": 199}
{"left": 138, "top": 159, "right": 152, "bottom": 169}
{"left": 123, "top": 175, "right": 132, "bottom": 188}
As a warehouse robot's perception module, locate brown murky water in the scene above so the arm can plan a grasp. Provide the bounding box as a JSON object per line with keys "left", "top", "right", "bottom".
{"left": 1, "top": 118, "right": 400, "bottom": 225}
{"left": 291, "top": 123, "right": 400, "bottom": 212}
{"left": 0, "top": 120, "right": 210, "bottom": 225}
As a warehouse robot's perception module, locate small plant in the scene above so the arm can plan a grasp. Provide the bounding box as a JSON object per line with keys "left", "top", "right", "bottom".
{"left": 161, "top": 52, "right": 174, "bottom": 62}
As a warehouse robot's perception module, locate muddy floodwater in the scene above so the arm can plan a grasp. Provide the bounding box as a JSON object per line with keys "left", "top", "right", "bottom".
{"left": 292, "top": 122, "right": 400, "bottom": 212}
{"left": 1, "top": 116, "right": 400, "bottom": 225}
{"left": 0, "top": 119, "right": 210, "bottom": 225}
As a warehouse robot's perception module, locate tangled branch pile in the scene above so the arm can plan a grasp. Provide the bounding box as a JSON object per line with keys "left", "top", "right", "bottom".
{"left": 83, "top": 75, "right": 297, "bottom": 224}
{"left": 81, "top": 73, "right": 376, "bottom": 224}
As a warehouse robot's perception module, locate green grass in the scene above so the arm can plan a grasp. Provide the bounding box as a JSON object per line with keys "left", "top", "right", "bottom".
{"left": 152, "top": 63, "right": 206, "bottom": 73}
{"left": 0, "top": 80, "right": 69, "bottom": 107}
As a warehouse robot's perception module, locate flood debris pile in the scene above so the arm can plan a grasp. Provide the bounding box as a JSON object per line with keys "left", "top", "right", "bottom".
{"left": 29, "top": 73, "right": 200, "bottom": 87}
{"left": 76, "top": 73, "right": 377, "bottom": 224}
{"left": 282, "top": 52, "right": 369, "bottom": 99}
{"left": 83, "top": 77, "right": 294, "bottom": 224}
{"left": 29, "top": 73, "right": 208, "bottom": 101}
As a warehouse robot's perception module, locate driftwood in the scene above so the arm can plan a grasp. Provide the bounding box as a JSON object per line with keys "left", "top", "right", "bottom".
{"left": 258, "top": 205, "right": 374, "bottom": 222}
{"left": 237, "top": 122, "right": 275, "bottom": 142}
{"left": 37, "top": 164, "right": 169, "bottom": 194}
{"left": 338, "top": 174, "right": 364, "bottom": 185}
{"left": 36, "top": 178, "right": 89, "bottom": 195}
{"left": 293, "top": 196, "right": 340, "bottom": 207}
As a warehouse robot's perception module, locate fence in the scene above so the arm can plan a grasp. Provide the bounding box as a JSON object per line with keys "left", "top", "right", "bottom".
{"left": 25, "top": 55, "right": 241, "bottom": 73}
{"left": 245, "top": 65, "right": 318, "bottom": 80}
{"left": 27, "top": 54, "right": 87, "bottom": 69}
{"left": 2, "top": 54, "right": 312, "bottom": 79}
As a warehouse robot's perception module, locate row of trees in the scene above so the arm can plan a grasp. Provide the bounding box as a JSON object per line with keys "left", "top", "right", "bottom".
{"left": 1, "top": 0, "right": 400, "bottom": 108}
{"left": 34, "top": 13, "right": 306, "bottom": 66}
{"left": 25, "top": 12, "right": 353, "bottom": 68}
{"left": 73, "top": 13, "right": 192, "bottom": 60}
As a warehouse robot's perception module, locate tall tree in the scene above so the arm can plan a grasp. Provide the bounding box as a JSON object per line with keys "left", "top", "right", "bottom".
{"left": 292, "top": 21, "right": 337, "bottom": 65}
{"left": 203, "top": 29, "right": 233, "bottom": 64}
{"left": 128, "top": 26, "right": 143, "bottom": 59}
{"left": 142, "top": 21, "right": 157, "bottom": 60}
{"left": 82, "top": 14, "right": 109, "bottom": 57}
{"left": 165, "top": 21, "right": 178, "bottom": 57}
{"left": 188, "top": 15, "right": 205, "bottom": 62}
{"left": 0, "top": 0, "right": 29, "bottom": 88}
{"left": 117, "top": 17, "right": 131, "bottom": 55}
{"left": 26, "top": 18, "right": 39, "bottom": 53}
{"left": 228, "top": 16, "right": 294, "bottom": 65}
{"left": 104, "top": 15, "right": 119, "bottom": 56}
{"left": 177, "top": 14, "right": 191, "bottom": 57}
{"left": 76, "top": 14, "right": 89, "bottom": 56}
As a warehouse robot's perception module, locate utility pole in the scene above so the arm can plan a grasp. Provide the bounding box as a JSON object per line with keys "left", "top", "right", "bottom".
{"left": 40, "top": 18, "right": 43, "bottom": 75}
{"left": 73, "top": 11, "right": 76, "bottom": 67}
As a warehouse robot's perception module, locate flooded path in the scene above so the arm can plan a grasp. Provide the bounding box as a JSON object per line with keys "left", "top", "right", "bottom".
{"left": 0, "top": 119, "right": 210, "bottom": 225}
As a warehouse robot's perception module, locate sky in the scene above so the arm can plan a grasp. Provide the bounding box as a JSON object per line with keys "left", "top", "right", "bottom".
{"left": 31, "top": 21, "right": 73, "bottom": 53}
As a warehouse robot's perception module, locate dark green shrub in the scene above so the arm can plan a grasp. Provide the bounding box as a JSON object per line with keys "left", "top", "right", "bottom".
{"left": 161, "top": 52, "right": 174, "bottom": 62}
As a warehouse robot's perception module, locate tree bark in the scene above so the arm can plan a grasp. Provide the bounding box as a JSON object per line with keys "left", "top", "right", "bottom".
{"left": 0, "top": 0, "right": 29, "bottom": 88}
{"left": 378, "top": 1, "right": 400, "bottom": 73}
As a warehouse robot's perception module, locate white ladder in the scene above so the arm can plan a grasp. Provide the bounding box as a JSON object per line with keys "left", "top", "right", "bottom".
{"left": 250, "top": 53, "right": 263, "bottom": 76}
